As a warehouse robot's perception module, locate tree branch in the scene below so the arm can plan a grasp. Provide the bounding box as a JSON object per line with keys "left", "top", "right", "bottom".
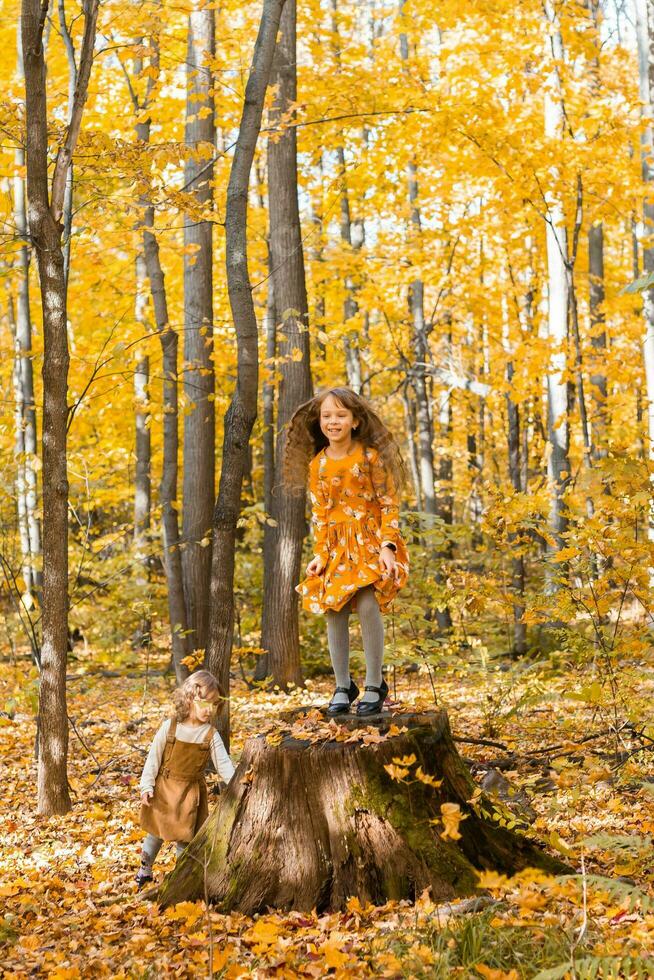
{"left": 51, "top": 0, "right": 99, "bottom": 221}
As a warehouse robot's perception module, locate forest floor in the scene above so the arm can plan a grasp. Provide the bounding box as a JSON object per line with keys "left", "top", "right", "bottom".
{"left": 1, "top": 646, "right": 653, "bottom": 979}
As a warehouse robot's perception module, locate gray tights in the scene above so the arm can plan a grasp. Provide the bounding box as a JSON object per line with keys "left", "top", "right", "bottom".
{"left": 141, "top": 833, "right": 186, "bottom": 868}
{"left": 326, "top": 585, "right": 384, "bottom": 706}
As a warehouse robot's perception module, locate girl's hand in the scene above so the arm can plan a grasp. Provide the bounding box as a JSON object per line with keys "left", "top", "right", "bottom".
{"left": 141, "top": 792, "right": 153, "bottom": 806}
{"left": 306, "top": 555, "right": 325, "bottom": 577}
{"left": 379, "top": 545, "right": 400, "bottom": 584}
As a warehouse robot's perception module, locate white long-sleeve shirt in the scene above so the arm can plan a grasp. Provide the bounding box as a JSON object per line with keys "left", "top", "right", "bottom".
{"left": 139, "top": 718, "right": 235, "bottom": 795}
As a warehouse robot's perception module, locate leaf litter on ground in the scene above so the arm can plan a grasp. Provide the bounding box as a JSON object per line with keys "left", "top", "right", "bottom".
{"left": 1, "top": 652, "right": 653, "bottom": 977}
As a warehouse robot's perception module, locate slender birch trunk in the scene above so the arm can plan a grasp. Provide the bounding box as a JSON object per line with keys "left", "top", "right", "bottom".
{"left": 399, "top": 0, "right": 437, "bottom": 521}
{"left": 133, "top": 246, "right": 151, "bottom": 647}
{"left": 57, "top": 0, "right": 77, "bottom": 291}
{"left": 255, "top": 257, "right": 276, "bottom": 682}
{"left": 587, "top": 0, "right": 608, "bottom": 463}
{"left": 206, "top": 0, "right": 287, "bottom": 743}
{"left": 635, "top": 0, "right": 654, "bottom": 535}
{"left": 142, "top": 209, "right": 189, "bottom": 682}
{"left": 543, "top": 0, "right": 571, "bottom": 580}
{"left": 502, "top": 296, "right": 527, "bottom": 656}
{"left": 182, "top": 6, "right": 215, "bottom": 655}
{"left": 588, "top": 221, "right": 607, "bottom": 459}
{"left": 8, "top": 293, "right": 33, "bottom": 599}
{"left": 401, "top": 382, "right": 423, "bottom": 512}
{"left": 331, "top": 0, "right": 364, "bottom": 392}
{"left": 129, "top": 30, "right": 189, "bottom": 680}
{"left": 14, "top": 24, "right": 42, "bottom": 602}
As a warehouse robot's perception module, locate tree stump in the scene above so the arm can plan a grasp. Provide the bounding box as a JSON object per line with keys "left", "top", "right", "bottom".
{"left": 157, "top": 709, "right": 569, "bottom": 913}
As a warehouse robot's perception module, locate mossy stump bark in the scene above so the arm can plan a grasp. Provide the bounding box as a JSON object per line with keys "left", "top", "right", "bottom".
{"left": 157, "top": 709, "right": 569, "bottom": 913}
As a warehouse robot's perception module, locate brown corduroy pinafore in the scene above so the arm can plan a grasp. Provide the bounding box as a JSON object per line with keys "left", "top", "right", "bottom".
{"left": 140, "top": 719, "right": 215, "bottom": 842}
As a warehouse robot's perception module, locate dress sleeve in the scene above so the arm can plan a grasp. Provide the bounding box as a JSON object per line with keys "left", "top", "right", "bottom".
{"left": 369, "top": 449, "right": 402, "bottom": 550}
{"left": 309, "top": 458, "right": 330, "bottom": 563}
{"left": 139, "top": 718, "right": 170, "bottom": 795}
{"left": 210, "top": 731, "right": 236, "bottom": 783}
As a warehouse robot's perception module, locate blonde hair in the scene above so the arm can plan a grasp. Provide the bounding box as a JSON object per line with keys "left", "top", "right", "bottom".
{"left": 282, "top": 386, "right": 406, "bottom": 493}
{"left": 171, "top": 669, "right": 221, "bottom": 722}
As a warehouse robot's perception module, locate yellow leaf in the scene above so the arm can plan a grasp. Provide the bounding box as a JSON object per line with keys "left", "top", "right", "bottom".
{"left": 244, "top": 917, "right": 281, "bottom": 947}
{"left": 165, "top": 900, "right": 204, "bottom": 926}
{"left": 322, "top": 939, "right": 349, "bottom": 969}
{"left": 476, "top": 966, "right": 519, "bottom": 980}
{"left": 86, "top": 805, "right": 109, "bottom": 821}
{"left": 552, "top": 545, "right": 579, "bottom": 562}
{"left": 415, "top": 766, "right": 442, "bottom": 788}
{"left": 384, "top": 764, "right": 410, "bottom": 781}
{"left": 439, "top": 802, "right": 468, "bottom": 840}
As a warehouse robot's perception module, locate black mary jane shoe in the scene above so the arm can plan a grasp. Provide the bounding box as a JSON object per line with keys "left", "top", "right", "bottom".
{"left": 326, "top": 679, "right": 360, "bottom": 716}
{"left": 356, "top": 680, "right": 389, "bottom": 716}
{"left": 135, "top": 867, "right": 154, "bottom": 890}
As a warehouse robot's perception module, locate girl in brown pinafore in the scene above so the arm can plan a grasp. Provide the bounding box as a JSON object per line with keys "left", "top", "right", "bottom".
{"left": 136, "top": 670, "right": 235, "bottom": 888}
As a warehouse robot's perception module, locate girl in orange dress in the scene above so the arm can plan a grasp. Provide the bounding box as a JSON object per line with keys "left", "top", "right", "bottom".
{"left": 284, "top": 386, "right": 409, "bottom": 715}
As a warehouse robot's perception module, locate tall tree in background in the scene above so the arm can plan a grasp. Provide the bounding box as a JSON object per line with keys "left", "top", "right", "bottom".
{"left": 207, "top": 0, "right": 288, "bottom": 739}
{"left": 587, "top": 0, "right": 607, "bottom": 463}
{"left": 331, "top": 0, "right": 364, "bottom": 393}
{"left": 636, "top": 0, "right": 654, "bottom": 518}
{"left": 543, "top": 0, "right": 571, "bottom": 579}
{"left": 125, "top": 22, "right": 189, "bottom": 680}
{"left": 21, "top": 0, "right": 99, "bottom": 815}
{"left": 503, "top": 294, "right": 526, "bottom": 656}
{"left": 131, "top": 34, "right": 152, "bottom": 650}
{"left": 398, "top": 0, "right": 436, "bottom": 522}
{"left": 182, "top": 5, "right": 215, "bottom": 655}
{"left": 12, "top": 24, "right": 42, "bottom": 607}
{"left": 261, "top": 0, "right": 312, "bottom": 688}
{"left": 58, "top": 0, "right": 77, "bottom": 291}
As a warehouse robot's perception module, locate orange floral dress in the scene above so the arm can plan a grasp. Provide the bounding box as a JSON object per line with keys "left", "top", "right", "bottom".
{"left": 297, "top": 442, "right": 409, "bottom": 614}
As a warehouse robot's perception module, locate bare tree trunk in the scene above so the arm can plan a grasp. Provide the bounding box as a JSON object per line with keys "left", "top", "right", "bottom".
{"left": 434, "top": 320, "right": 453, "bottom": 632}
{"left": 401, "top": 382, "right": 423, "bottom": 512}
{"left": 57, "top": 0, "right": 77, "bottom": 291}
{"left": 182, "top": 6, "right": 215, "bottom": 655}
{"left": 503, "top": 298, "right": 526, "bottom": 657}
{"left": 21, "top": 0, "right": 99, "bottom": 815}
{"left": 588, "top": 221, "right": 607, "bottom": 460}
{"left": 399, "top": 1, "right": 436, "bottom": 520}
{"left": 206, "top": 0, "right": 287, "bottom": 743}
{"left": 128, "top": 29, "right": 189, "bottom": 681}
{"left": 133, "top": 248, "right": 151, "bottom": 648}
{"left": 331, "top": 0, "right": 364, "bottom": 392}
{"left": 260, "top": 0, "right": 311, "bottom": 688}
{"left": 308, "top": 172, "right": 327, "bottom": 360}
{"left": 14, "top": 24, "right": 41, "bottom": 601}
{"left": 142, "top": 210, "right": 190, "bottom": 683}
{"left": 636, "top": 0, "right": 654, "bottom": 537}
{"left": 8, "top": 293, "right": 33, "bottom": 598}
{"left": 543, "top": 1, "right": 571, "bottom": 581}
{"left": 586, "top": 0, "right": 608, "bottom": 464}
{"left": 256, "top": 259, "right": 276, "bottom": 682}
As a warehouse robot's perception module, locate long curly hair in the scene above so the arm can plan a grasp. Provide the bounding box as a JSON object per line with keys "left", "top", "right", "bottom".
{"left": 171, "top": 670, "right": 222, "bottom": 722}
{"left": 282, "top": 386, "right": 406, "bottom": 492}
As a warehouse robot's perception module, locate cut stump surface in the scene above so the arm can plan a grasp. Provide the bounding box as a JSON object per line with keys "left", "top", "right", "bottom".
{"left": 157, "top": 708, "right": 569, "bottom": 913}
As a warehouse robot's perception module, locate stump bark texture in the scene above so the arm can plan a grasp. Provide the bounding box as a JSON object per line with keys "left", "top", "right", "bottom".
{"left": 158, "top": 709, "right": 568, "bottom": 913}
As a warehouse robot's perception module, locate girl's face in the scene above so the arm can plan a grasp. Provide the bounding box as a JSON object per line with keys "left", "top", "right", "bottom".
{"left": 320, "top": 394, "right": 357, "bottom": 445}
{"left": 190, "top": 687, "right": 219, "bottom": 724}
